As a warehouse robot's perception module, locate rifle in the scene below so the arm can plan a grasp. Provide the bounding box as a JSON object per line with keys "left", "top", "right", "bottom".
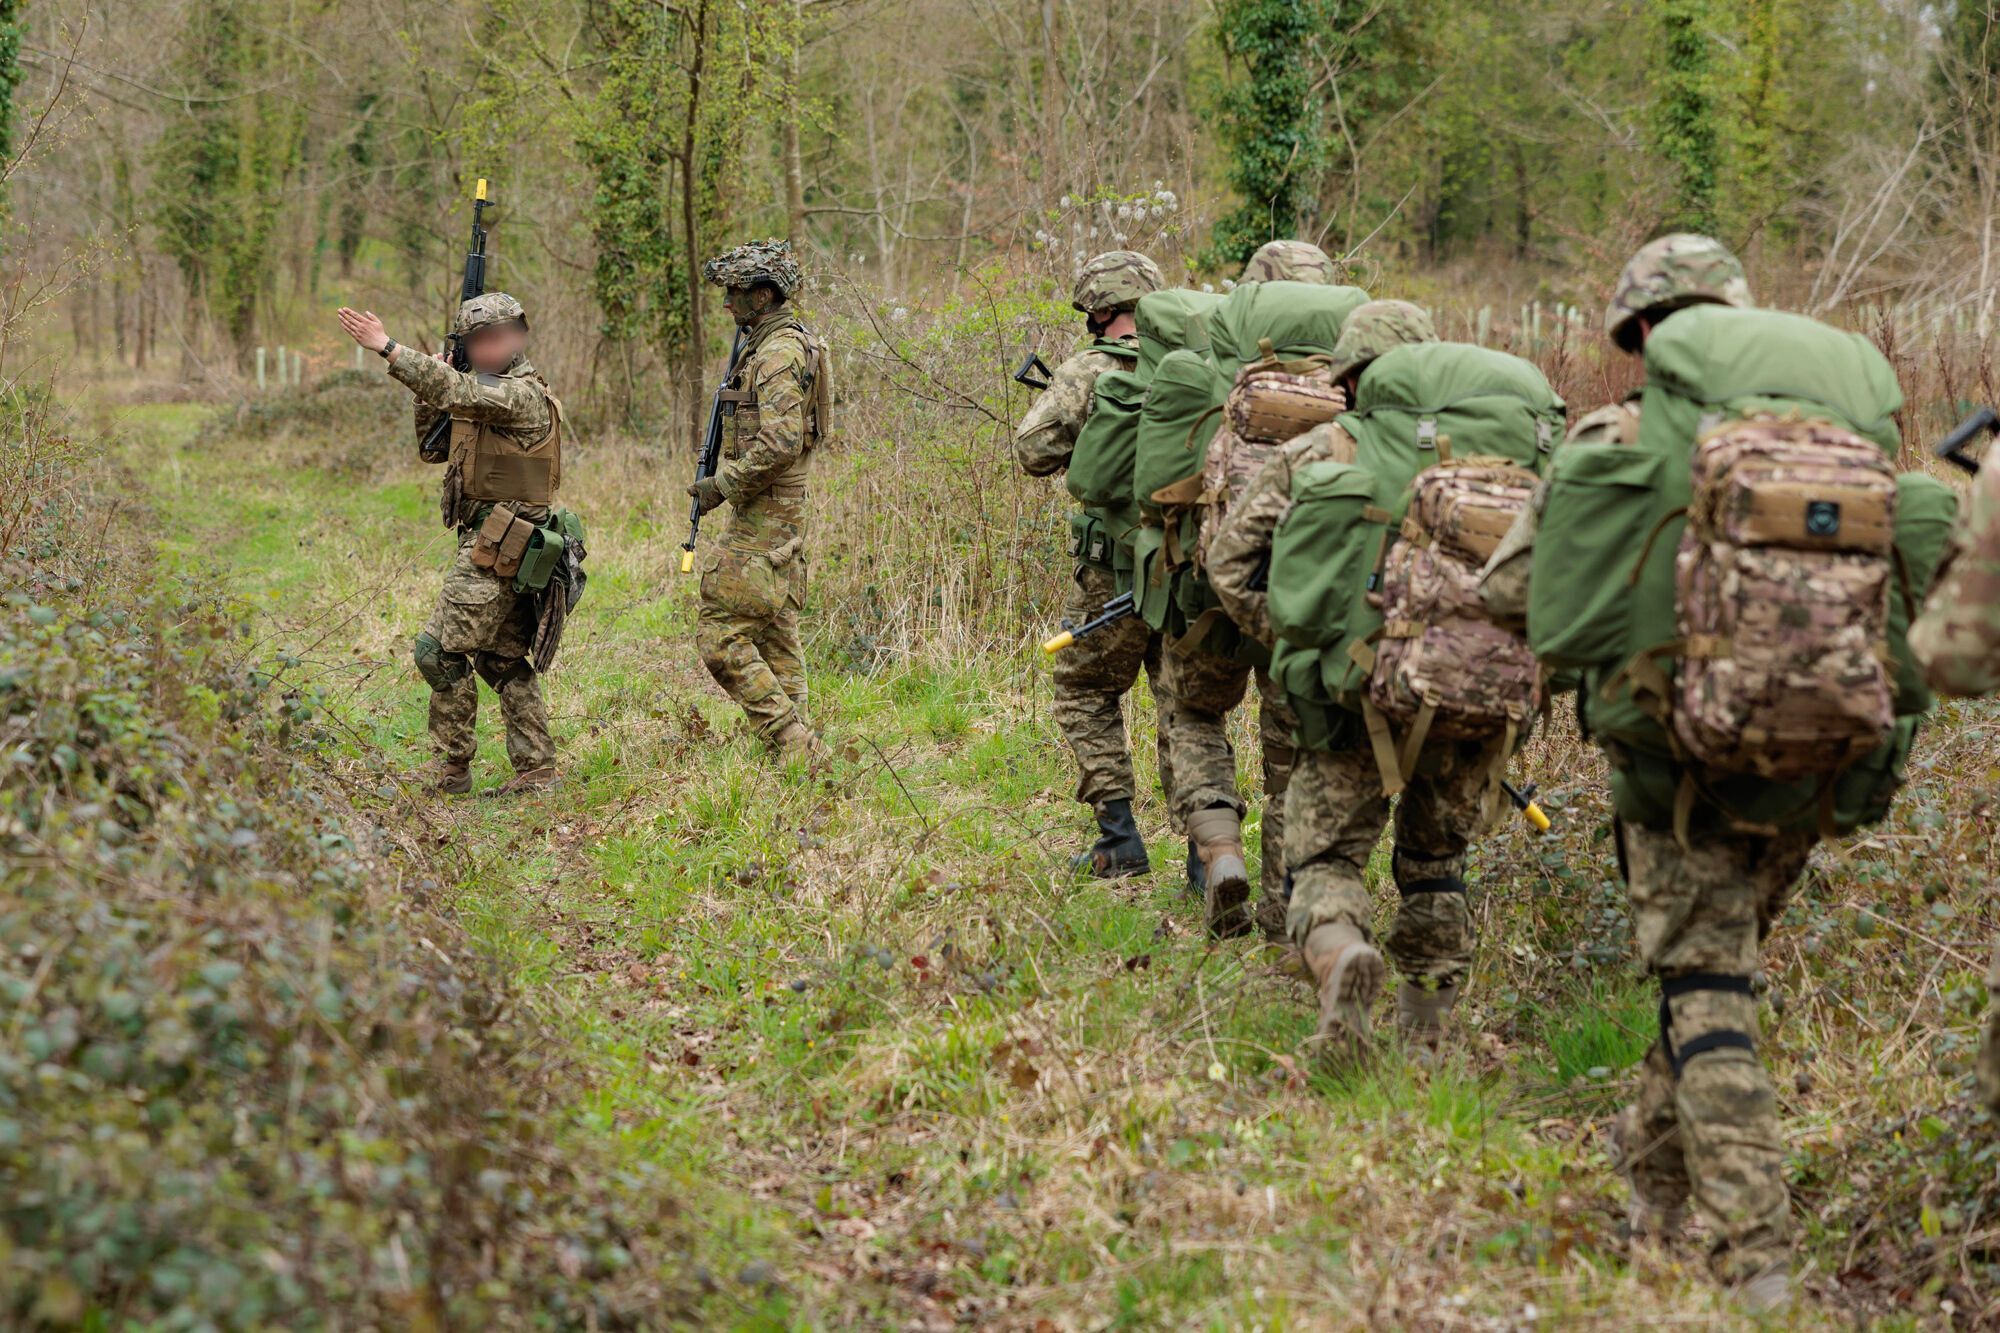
{"left": 1013, "top": 347, "right": 1054, "bottom": 392}
{"left": 1936, "top": 406, "right": 1999, "bottom": 475}
{"left": 680, "top": 327, "right": 751, "bottom": 573}
{"left": 1042, "top": 591, "right": 1135, "bottom": 654}
{"left": 419, "top": 178, "right": 495, "bottom": 465}
{"left": 1500, "top": 779, "right": 1552, "bottom": 833}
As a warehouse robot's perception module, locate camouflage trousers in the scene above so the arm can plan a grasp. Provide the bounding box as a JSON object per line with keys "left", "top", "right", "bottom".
{"left": 1160, "top": 646, "right": 1294, "bottom": 901}
{"left": 698, "top": 541, "right": 808, "bottom": 741}
{"left": 423, "top": 542, "right": 555, "bottom": 771}
{"left": 1983, "top": 936, "right": 2000, "bottom": 1114}
{"left": 1052, "top": 564, "right": 1176, "bottom": 824}
{"left": 1282, "top": 737, "right": 1499, "bottom": 991}
{"left": 1618, "top": 821, "right": 1812, "bottom": 1282}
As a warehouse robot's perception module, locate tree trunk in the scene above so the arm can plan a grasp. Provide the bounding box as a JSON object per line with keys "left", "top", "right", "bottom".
{"left": 783, "top": 0, "right": 806, "bottom": 240}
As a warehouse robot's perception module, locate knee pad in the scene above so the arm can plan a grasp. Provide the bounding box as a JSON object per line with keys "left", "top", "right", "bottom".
{"left": 475, "top": 653, "right": 535, "bottom": 688}
{"left": 413, "top": 632, "right": 470, "bottom": 691}
{"left": 1658, "top": 973, "right": 1757, "bottom": 1076}
{"left": 1396, "top": 873, "right": 1467, "bottom": 898}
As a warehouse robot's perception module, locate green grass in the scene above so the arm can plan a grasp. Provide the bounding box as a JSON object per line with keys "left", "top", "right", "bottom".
{"left": 104, "top": 398, "right": 2000, "bottom": 1327}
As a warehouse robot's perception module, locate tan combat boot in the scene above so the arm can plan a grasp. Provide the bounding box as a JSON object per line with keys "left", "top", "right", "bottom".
{"left": 1186, "top": 806, "right": 1251, "bottom": 939}
{"left": 1301, "top": 922, "right": 1384, "bottom": 1069}
{"left": 430, "top": 760, "right": 472, "bottom": 795}
{"left": 1395, "top": 979, "right": 1460, "bottom": 1062}
{"left": 489, "top": 765, "right": 557, "bottom": 796}
{"left": 773, "top": 719, "right": 830, "bottom": 764}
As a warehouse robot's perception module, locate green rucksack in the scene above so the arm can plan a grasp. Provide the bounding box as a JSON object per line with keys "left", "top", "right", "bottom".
{"left": 1524, "top": 303, "right": 1942, "bottom": 835}
{"left": 1133, "top": 349, "right": 1231, "bottom": 518}
{"left": 1207, "top": 281, "right": 1371, "bottom": 380}
{"left": 1136, "top": 290, "right": 1222, "bottom": 379}
{"left": 1265, "top": 342, "right": 1565, "bottom": 747}
{"left": 1065, "top": 367, "right": 1149, "bottom": 569}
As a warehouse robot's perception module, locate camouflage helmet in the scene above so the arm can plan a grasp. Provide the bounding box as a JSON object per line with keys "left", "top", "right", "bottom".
{"left": 703, "top": 238, "right": 804, "bottom": 299}
{"left": 455, "top": 291, "right": 528, "bottom": 336}
{"left": 1071, "top": 250, "right": 1164, "bottom": 314}
{"left": 1327, "top": 299, "right": 1438, "bottom": 382}
{"left": 1240, "top": 239, "right": 1340, "bottom": 285}
{"left": 1605, "top": 233, "right": 1751, "bottom": 352}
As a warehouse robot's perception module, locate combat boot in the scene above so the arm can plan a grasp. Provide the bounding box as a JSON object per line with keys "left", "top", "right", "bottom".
{"left": 1301, "top": 922, "right": 1383, "bottom": 1069}
{"left": 772, "top": 719, "right": 830, "bottom": 764}
{"left": 1253, "top": 892, "right": 1290, "bottom": 944}
{"left": 1187, "top": 806, "right": 1251, "bottom": 938}
{"left": 429, "top": 760, "right": 472, "bottom": 795}
{"left": 489, "top": 765, "right": 557, "bottom": 796}
{"left": 1395, "top": 979, "right": 1459, "bottom": 1061}
{"left": 1072, "top": 798, "right": 1149, "bottom": 879}
{"left": 1732, "top": 1264, "right": 1791, "bottom": 1316}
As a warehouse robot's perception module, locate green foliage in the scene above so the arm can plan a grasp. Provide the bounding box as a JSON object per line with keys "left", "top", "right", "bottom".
{"left": 1649, "top": 0, "right": 1722, "bottom": 234}
{"left": 1208, "top": 0, "right": 1323, "bottom": 265}
{"left": 0, "top": 0, "right": 21, "bottom": 177}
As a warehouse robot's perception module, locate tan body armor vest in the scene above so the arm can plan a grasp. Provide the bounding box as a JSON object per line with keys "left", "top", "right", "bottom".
{"left": 449, "top": 390, "right": 565, "bottom": 507}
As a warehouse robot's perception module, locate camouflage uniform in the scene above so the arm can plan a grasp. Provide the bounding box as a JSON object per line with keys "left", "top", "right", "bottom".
{"left": 1209, "top": 301, "right": 1453, "bottom": 960}
{"left": 1482, "top": 237, "right": 1792, "bottom": 1290}
{"left": 1909, "top": 452, "right": 2000, "bottom": 1111}
{"left": 1016, "top": 251, "right": 1176, "bottom": 825}
{"left": 1240, "top": 239, "right": 1342, "bottom": 286}
{"left": 401, "top": 293, "right": 561, "bottom": 779}
{"left": 695, "top": 241, "right": 826, "bottom": 747}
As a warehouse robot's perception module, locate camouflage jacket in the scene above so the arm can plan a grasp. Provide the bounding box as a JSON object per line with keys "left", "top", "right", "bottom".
{"left": 716, "top": 309, "right": 816, "bottom": 554}
{"left": 397, "top": 352, "right": 557, "bottom": 527}
{"left": 1011, "top": 334, "right": 1139, "bottom": 477}
{"left": 1477, "top": 394, "right": 1642, "bottom": 628}
{"left": 1207, "top": 420, "right": 1360, "bottom": 648}
{"left": 1912, "top": 457, "right": 2000, "bottom": 696}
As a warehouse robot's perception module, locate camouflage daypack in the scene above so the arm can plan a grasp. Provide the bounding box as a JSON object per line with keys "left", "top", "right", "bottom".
{"left": 1670, "top": 416, "right": 1899, "bottom": 779}
{"left": 1191, "top": 364, "right": 1346, "bottom": 571}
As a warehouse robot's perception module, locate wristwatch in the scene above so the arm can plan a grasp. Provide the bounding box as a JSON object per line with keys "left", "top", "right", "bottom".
{"left": 379, "top": 338, "right": 398, "bottom": 361}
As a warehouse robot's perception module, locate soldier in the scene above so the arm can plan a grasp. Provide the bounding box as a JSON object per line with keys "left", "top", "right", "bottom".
{"left": 1165, "top": 237, "right": 1343, "bottom": 936}
{"left": 687, "top": 240, "right": 830, "bottom": 760}
{"left": 336, "top": 294, "right": 564, "bottom": 795}
{"left": 1908, "top": 432, "right": 2000, "bottom": 1114}
{"left": 1205, "top": 301, "right": 1450, "bottom": 1056}
{"left": 1016, "top": 250, "right": 1169, "bottom": 875}
{"left": 1479, "top": 236, "right": 1801, "bottom": 1311}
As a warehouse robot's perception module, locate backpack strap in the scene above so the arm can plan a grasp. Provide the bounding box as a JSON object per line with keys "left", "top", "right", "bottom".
{"left": 1168, "top": 606, "right": 1231, "bottom": 660}
{"left": 1626, "top": 507, "right": 1690, "bottom": 587}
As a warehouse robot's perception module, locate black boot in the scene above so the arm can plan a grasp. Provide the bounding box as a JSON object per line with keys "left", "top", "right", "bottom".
{"left": 1185, "top": 838, "right": 1206, "bottom": 896}
{"left": 1072, "top": 798, "right": 1150, "bottom": 879}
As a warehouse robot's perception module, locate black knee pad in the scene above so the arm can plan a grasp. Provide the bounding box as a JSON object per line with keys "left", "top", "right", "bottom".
{"left": 1657, "top": 972, "right": 1757, "bottom": 1076}
{"left": 475, "top": 653, "right": 535, "bottom": 688}
{"left": 413, "top": 632, "right": 470, "bottom": 691}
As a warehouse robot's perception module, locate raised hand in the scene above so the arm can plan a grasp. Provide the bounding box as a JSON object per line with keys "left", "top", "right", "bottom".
{"left": 336, "top": 307, "right": 391, "bottom": 353}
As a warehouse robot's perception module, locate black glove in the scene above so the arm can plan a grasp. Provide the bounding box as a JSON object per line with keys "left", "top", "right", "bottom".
{"left": 687, "top": 476, "right": 726, "bottom": 515}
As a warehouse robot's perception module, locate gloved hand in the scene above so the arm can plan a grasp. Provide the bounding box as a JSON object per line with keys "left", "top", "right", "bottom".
{"left": 687, "top": 476, "right": 726, "bottom": 514}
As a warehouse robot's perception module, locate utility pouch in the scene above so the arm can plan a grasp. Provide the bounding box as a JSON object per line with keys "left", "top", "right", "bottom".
{"left": 471, "top": 504, "right": 537, "bottom": 579}
{"left": 513, "top": 523, "right": 568, "bottom": 593}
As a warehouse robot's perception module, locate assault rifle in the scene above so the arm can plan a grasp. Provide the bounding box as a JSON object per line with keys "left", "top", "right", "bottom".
{"left": 419, "top": 178, "right": 494, "bottom": 464}
{"left": 1013, "top": 347, "right": 1054, "bottom": 392}
{"left": 1042, "top": 591, "right": 1135, "bottom": 654}
{"left": 680, "top": 327, "right": 751, "bottom": 573}
{"left": 1936, "top": 405, "right": 1999, "bottom": 475}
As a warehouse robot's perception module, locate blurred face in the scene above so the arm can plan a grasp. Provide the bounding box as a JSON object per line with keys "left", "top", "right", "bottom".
{"left": 465, "top": 320, "right": 528, "bottom": 373}
{"left": 724, "top": 285, "right": 780, "bottom": 327}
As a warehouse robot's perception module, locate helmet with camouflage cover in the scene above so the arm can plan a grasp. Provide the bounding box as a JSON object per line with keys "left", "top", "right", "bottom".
{"left": 455, "top": 291, "right": 528, "bottom": 336}
{"left": 1071, "top": 250, "right": 1164, "bottom": 314}
{"left": 1327, "top": 299, "right": 1438, "bottom": 382}
{"left": 703, "top": 238, "right": 804, "bottom": 299}
{"left": 1240, "top": 239, "right": 1340, "bottom": 285}
{"left": 1605, "top": 233, "right": 1751, "bottom": 352}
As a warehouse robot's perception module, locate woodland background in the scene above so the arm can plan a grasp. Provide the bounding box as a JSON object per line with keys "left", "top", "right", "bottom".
{"left": 15, "top": 0, "right": 2000, "bottom": 424}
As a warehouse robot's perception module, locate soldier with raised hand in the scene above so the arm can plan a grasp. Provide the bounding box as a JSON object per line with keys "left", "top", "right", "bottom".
{"left": 1163, "top": 236, "right": 1342, "bottom": 935}
{"left": 337, "top": 293, "right": 565, "bottom": 796}
{"left": 1015, "top": 250, "right": 1169, "bottom": 876}
{"left": 1480, "top": 236, "right": 1807, "bottom": 1311}
{"left": 1909, "top": 431, "right": 2000, "bottom": 1113}
{"left": 1205, "top": 301, "right": 1452, "bottom": 1056}
{"left": 688, "top": 240, "right": 830, "bottom": 761}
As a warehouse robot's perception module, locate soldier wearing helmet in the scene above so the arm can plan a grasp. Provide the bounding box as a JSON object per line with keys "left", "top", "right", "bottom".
{"left": 1014, "top": 249, "right": 1175, "bottom": 877}
{"left": 1479, "top": 236, "right": 1804, "bottom": 1313}
{"left": 337, "top": 290, "right": 568, "bottom": 796}
{"left": 687, "top": 239, "right": 833, "bottom": 761}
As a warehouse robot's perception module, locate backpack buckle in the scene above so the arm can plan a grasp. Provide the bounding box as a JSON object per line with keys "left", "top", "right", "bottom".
{"left": 1536, "top": 417, "right": 1555, "bottom": 451}
{"left": 1417, "top": 417, "right": 1439, "bottom": 451}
